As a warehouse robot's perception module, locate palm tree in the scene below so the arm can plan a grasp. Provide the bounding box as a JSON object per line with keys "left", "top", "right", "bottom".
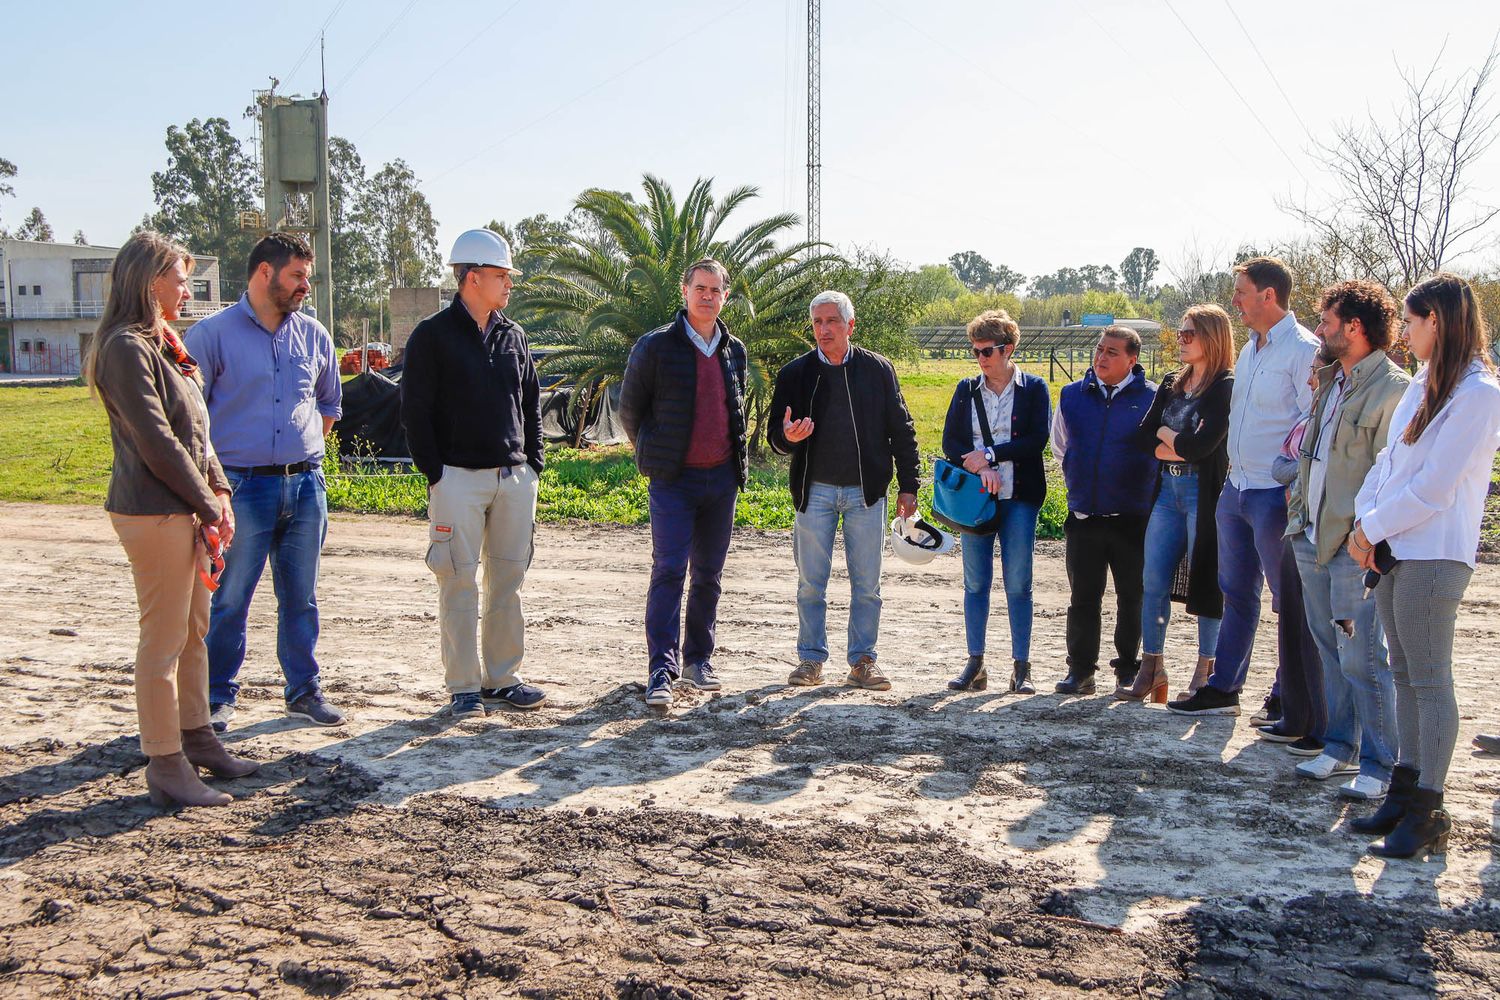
{"left": 518, "top": 175, "right": 833, "bottom": 451}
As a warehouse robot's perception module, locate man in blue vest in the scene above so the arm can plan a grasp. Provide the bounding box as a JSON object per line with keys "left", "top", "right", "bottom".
{"left": 1050, "top": 326, "right": 1159, "bottom": 694}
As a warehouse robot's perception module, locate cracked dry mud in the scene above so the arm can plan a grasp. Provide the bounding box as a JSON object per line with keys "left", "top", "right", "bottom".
{"left": 1, "top": 502, "right": 1499, "bottom": 998}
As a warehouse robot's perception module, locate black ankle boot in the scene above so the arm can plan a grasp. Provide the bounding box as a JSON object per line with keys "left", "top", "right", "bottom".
{"left": 1369, "top": 787, "right": 1450, "bottom": 859}
{"left": 1350, "top": 765, "right": 1419, "bottom": 836}
{"left": 948, "top": 655, "right": 987, "bottom": 691}
{"left": 1009, "top": 660, "right": 1035, "bottom": 695}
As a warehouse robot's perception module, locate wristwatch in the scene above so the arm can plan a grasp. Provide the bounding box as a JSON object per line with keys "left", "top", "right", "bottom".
{"left": 984, "top": 447, "right": 995, "bottom": 465}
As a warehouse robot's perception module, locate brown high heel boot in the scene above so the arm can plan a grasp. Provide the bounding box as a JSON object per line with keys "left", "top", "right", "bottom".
{"left": 1114, "top": 653, "right": 1168, "bottom": 703}
{"left": 181, "top": 725, "right": 259, "bottom": 779}
{"left": 145, "top": 752, "right": 232, "bottom": 808}
{"left": 1186, "top": 656, "right": 1215, "bottom": 698}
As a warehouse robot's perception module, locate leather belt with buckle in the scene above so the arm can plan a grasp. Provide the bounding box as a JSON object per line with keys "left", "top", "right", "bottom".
{"left": 225, "top": 461, "right": 315, "bottom": 477}
{"left": 1162, "top": 463, "right": 1194, "bottom": 477}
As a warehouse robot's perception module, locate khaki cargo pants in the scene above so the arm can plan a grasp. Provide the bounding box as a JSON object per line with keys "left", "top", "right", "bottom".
{"left": 425, "top": 464, "right": 538, "bottom": 694}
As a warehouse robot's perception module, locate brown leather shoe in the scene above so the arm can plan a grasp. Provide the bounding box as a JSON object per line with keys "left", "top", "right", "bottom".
{"left": 145, "top": 752, "right": 232, "bottom": 808}
{"left": 846, "top": 656, "right": 892, "bottom": 691}
{"left": 1115, "top": 653, "right": 1168, "bottom": 703}
{"left": 788, "top": 660, "right": 825, "bottom": 686}
{"left": 1186, "top": 656, "right": 1215, "bottom": 698}
{"left": 181, "top": 725, "right": 259, "bottom": 779}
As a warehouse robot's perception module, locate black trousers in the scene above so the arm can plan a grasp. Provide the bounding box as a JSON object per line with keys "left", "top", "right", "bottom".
{"left": 1273, "top": 539, "right": 1325, "bottom": 737}
{"left": 1064, "top": 513, "right": 1146, "bottom": 677}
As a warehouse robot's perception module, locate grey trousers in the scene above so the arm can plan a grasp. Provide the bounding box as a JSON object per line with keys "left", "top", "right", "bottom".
{"left": 1375, "top": 558, "right": 1473, "bottom": 791}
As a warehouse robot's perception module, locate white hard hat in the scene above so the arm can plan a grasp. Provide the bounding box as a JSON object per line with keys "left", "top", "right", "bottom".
{"left": 448, "top": 228, "right": 521, "bottom": 274}
{"left": 889, "top": 515, "right": 956, "bottom": 566}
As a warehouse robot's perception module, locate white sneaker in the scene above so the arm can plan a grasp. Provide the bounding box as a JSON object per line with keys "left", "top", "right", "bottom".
{"left": 1337, "top": 774, "right": 1389, "bottom": 800}
{"left": 1295, "top": 753, "right": 1360, "bottom": 780}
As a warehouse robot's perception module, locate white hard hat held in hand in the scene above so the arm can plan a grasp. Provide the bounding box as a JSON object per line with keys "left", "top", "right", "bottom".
{"left": 889, "top": 514, "right": 957, "bottom": 566}
{"left": 448, "top": 228, "right": 521, "bottom": 274}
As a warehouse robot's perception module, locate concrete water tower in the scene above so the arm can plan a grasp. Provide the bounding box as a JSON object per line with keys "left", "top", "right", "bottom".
{"left": 259, "top": 93, "right": 334, "bottom": 330}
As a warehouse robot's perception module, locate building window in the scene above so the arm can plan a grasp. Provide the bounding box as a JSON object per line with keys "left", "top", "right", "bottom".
{"left": 19, "top": 341, "right": 31, "bottom": 352}
{"left": 193, "top": 279, "right": 211, "bottom": 301}
{"left": 16, "top": 286, "right": 25, "bottom": 296}
{"left": 32, "top": 285, "right": 41, "bottom": 296}
{"left": 35, "top": 339, "right": 46, "bottom": 354}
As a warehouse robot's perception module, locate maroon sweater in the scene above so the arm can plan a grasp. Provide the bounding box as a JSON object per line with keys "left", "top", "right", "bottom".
{"left": 682, "top": 349, "right": 732, "bottom": 468}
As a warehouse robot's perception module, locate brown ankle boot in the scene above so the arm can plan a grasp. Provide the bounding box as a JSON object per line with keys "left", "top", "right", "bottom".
{"left": 1186, "top": 656, "right": 1215, "bottom": 697}
{"left": 181, "top": 725, "right": 259, "bottom": 779}
{"left": 1115, "top": 653, "right": 1168, "bottom": 703}
{"left": 145, "top": 752, "right": 232, "bottom": 808}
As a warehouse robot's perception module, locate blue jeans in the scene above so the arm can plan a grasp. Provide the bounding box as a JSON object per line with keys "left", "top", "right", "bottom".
{"left": 645, "top": 462, "right": 738, "bottom": 677}
{"left": 960, "top": 499, "right": 1039, "bottom": 659}
{"left": 1141, "top": 471, "right": 1221, "bottom": 658}
{"left": 206, "top": 469, "right": 327, "bottom": 706}
{"left": 793, "top": 483, "right": 886, "bottom": 665}
{"left": 1208, "top": 483, "right": 1288, "bottom": 694}
{"left": 1291, "top": 534, "right": 1395, "bottom": 781}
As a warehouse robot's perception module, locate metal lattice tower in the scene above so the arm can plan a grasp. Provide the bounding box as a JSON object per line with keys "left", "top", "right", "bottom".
{"left": 806, "top": 0, "right": 821, "bottom": 246}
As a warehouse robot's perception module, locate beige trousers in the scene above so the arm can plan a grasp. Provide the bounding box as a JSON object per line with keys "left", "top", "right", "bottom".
{"left": 425, "top": 464, "right": 538, "bottom": 693}
{"left": 110, "top": 512, "right": 211, "bottom": 755}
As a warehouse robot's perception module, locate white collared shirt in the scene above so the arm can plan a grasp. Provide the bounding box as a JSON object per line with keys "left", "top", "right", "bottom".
{"left": 684, "top": 317, "right": 721, "bottom": 357}
{"left": 1227, "top": 312, "right": 1319, "bottom": 490}
{"left": 816, "top": 346, "right": 851, "bottom": 365}
{"left": 971, "top": 370, "right": 1021, "bottom": 500}
{"left": 1356, "top": 359, "right": 1500, "bottom": 567}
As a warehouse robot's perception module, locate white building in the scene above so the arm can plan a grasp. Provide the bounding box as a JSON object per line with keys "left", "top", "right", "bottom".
{"left": 0, "top": 238, "right": 224, "bottom": 376}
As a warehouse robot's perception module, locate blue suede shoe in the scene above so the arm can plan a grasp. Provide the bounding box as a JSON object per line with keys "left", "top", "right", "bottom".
{"left": 481, "top": 683, "right": 547, "bottom": 710}
{"left": 450, "top": 692, "right": 486, "bottom": 718}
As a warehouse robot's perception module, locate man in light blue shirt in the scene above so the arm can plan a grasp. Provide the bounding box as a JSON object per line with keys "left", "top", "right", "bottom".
{"left": 185, "top": 233, "right": 344, "bottom": 731}
{"left": 1171, "top": 256, "right": 1318, "bottom": 717}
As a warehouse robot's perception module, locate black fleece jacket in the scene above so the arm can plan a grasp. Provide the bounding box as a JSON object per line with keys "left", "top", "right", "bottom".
{"left": 767, "top": 346, "right": 921, "bottom": 512}
{"left": 400, "top": 300, "right": 542, "bottom": 485}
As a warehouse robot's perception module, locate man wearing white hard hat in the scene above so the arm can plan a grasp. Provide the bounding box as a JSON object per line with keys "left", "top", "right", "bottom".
{"left": 401, "top": 228, "right": 547, "bottom": 718}
{"left": 768, "top": 290, "right": 921, "bottom": 690}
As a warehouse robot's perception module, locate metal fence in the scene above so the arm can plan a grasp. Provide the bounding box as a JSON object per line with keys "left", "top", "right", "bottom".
{"left": 912, "top": 325, "right": 1168, "bottom": 381}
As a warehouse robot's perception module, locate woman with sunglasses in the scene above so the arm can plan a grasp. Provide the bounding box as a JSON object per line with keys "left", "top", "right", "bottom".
{"left": 1347, "top": 273, "right": 1500, "bottom": 859}
{"left": 942, "top": 310, "right": 1051, "bottom": 694}
{"left": 84, "top": 231, "right": 259, "bottom": 809}
{"left": 1123, "top": 304, "right": 1235, "bottom": 702}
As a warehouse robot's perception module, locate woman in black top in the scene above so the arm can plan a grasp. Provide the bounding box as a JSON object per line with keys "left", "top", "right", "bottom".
{"left": 1122, "top": 304, "right": 1234, "bottom": 702}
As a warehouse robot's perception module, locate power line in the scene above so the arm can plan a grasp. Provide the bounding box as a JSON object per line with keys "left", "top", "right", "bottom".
{"left": 1221, "top": 0, "right": 1316, "bottom": 144}
{"left": 429, "top": 0, "right": 758, "bottom": 185}
{"left": 331, "top": 0, "right": 422, "bottom": 96}
{"left": 355, "top": 0, "right": 528, "bottom": 143}
{"left": 1160, "top": 0, "right": 1312, "bottom": 185}
{"left": 283, "top": 0, "right": 352, "bottom": 92}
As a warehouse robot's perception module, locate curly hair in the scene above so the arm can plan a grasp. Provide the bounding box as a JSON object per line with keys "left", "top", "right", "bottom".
{"left": 1320, "top": 279, "right": 1398, "bottom": 350}
{"left": 966, "top": 308, "right": 1019, "bottom": 347}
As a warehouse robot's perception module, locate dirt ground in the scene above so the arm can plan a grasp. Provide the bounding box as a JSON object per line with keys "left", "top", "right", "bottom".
{"left": 0, "top": 501, "right": 1497, "bottom": 999}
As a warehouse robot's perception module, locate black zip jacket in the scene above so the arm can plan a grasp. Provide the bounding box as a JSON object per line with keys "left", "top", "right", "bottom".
{"left": 400, "top": 300, "right": 542, "bottom": 485}
{"left": 618, "top": 310, "right": 749, "bottom": 487}
{"left": 767, "top": 346, "right": 921, "bottom": 512}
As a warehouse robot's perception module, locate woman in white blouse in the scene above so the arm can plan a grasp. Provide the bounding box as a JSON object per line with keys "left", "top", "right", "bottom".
{"left": 1346, "top": 273, "right": 1500, "bottom": 860}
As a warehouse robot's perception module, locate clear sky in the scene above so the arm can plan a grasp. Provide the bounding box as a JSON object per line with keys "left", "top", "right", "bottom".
{"left": 5, "top": 1, "right": 1498, "bottom": 281}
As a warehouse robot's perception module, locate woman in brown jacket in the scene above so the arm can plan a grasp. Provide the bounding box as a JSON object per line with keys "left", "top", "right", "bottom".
{"left": 85, "top": 231, "right": 258, "bottom": 808}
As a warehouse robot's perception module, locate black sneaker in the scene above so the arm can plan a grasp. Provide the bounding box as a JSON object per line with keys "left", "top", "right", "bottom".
{"left": 1055, "top": 673, "right": 1096, "bottom": 695}
{"left": 481, "top": 683, "right": 547, "bottom": 710}
{"left": 645, "top": 670, "right": 674, "bottom": 707}
{"left": 286, "top": 692, "right": 346, "bottom": 727}
{"left": 1250, "top": 693, "right": 1282, "bottom": 727}
{"left": 678, "top": 662, "right": 721, "bottom": 691}
{"left": 450, "top": 691, "right": 486, "bottom": 718}
{"left": 1285, "top": 735, "right": 1326, "bottom": 757}
{"left": 1256, "top": 723, "right": 1301, "bottom": 743}
{"left": 1166, "top": 685, "right": 1240, "bottom": 716}
{"left": 209, "top": 702, "right": 236, "bottom": 734}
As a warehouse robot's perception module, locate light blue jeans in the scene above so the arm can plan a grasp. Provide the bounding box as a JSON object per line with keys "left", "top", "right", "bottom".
{"left": 1291, "top": 533, "right": 1395, "bottom": 781}
{"left": 793, "top": 483, "right": 886, "bottom": 665}
{"left": 960, "top": 499, "right": 1039, "bottom": 660}
{"left": 1141, "top": 470, "right": 1221, "bottom": 657}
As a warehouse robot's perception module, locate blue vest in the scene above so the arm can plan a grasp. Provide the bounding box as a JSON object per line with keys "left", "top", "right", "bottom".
{"left": 1058, "top": 365, "right": 1159, "bottom": 516}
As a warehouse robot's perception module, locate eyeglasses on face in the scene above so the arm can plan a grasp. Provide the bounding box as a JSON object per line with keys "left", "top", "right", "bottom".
{"left": 1176, "top": 329, "right": 1196, "bottom": 344}
{"left": 971, "top": 344, "right": 1006, "bottom": 358}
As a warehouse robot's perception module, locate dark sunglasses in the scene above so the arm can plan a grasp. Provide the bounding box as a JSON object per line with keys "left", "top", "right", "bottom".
{"left": 971, "top": 344, "right": 1007, "bottom": 358}
{"left": 1176, "top": 329, "right": 1196, "bottom": 344}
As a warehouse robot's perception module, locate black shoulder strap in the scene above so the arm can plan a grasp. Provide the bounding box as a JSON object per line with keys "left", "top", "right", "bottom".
{"left": 971, "top": 376, "right": 996, "bottom": 448}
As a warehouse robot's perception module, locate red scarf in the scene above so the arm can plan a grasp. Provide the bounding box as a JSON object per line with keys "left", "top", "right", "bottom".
{"left": 160, "top": 325, "right": 198, "bottom": 379}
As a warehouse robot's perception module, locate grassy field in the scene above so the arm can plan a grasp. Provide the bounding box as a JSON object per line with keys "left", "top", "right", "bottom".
{"left": 1, "top": 362, "right": 1063, "bottom": 537}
